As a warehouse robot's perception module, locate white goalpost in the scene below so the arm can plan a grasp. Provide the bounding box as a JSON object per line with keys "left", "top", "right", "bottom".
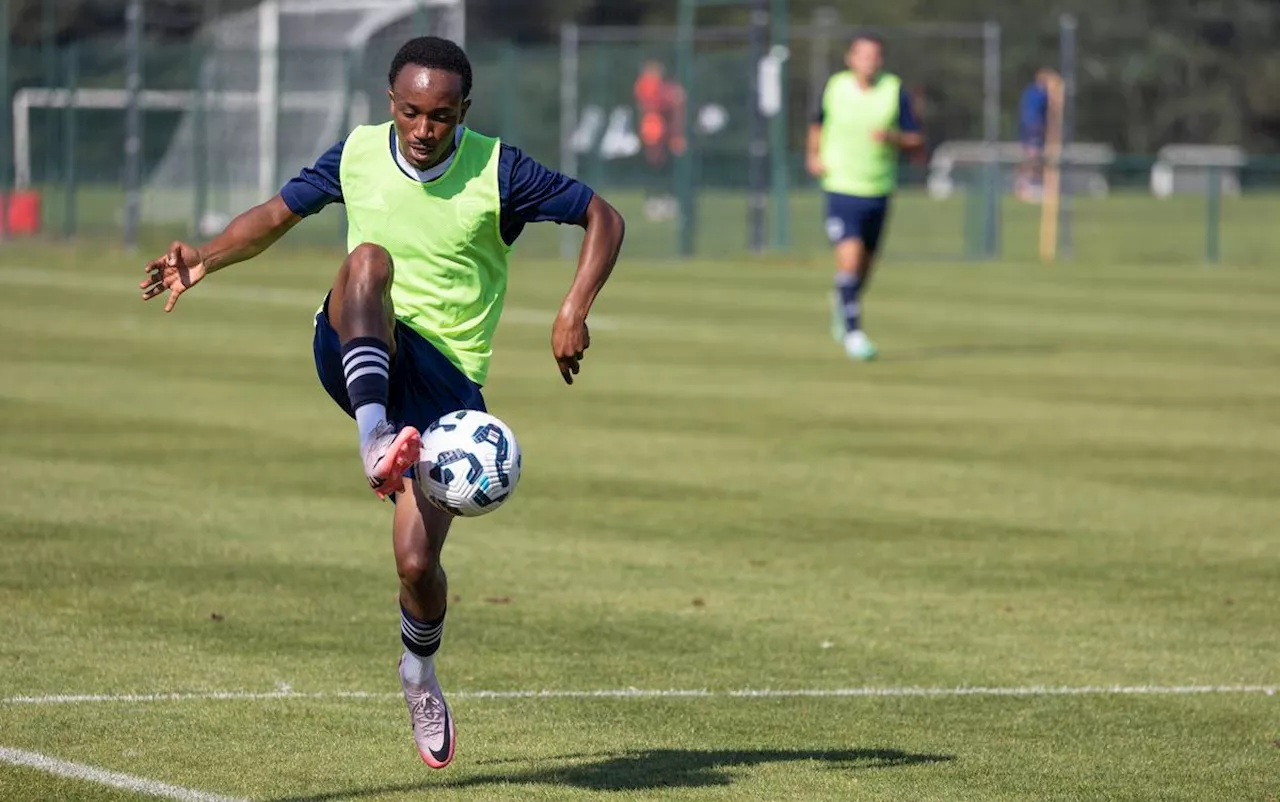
{"left": 12, "top": 0, "right": 465, "bottom": 235}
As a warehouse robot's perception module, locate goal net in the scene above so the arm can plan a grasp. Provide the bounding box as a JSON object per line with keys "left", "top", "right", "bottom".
{"left": 142, "top": 0, "right": 465, "bottom": 235}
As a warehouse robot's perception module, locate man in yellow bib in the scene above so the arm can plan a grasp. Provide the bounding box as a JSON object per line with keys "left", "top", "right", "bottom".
{"left": 807, "top": 34, "right": 924, "bottom": 361}
{"left": 140, "top": 37, "right": 625, "bottom": 769}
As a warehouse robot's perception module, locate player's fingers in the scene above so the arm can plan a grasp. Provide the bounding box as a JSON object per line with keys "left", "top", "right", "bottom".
{"left": 141, "top": 261, "right": 164, "bottom": 288}
{"left": 141, "top": 269, "right": 166, "bottom": 298}
{"left": 167, "top": 242, "right": 186, "bottom": 267}
{"left": 557, "top": 356, "right": 577, "bottom": 384}
{"left": 164, "top": 284, "right": 185, "bottom": 313}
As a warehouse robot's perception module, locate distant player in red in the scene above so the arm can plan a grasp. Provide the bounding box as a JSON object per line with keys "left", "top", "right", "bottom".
{"left": 633, "top": 60, "right": 686, "bottom": 220}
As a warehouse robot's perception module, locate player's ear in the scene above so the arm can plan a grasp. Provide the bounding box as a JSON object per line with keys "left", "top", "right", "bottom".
{"left": 459, "top": 98, "right": 471, "bottom": 124}
{"left": 387, "top": 88, "right": 396, "bottom": 117}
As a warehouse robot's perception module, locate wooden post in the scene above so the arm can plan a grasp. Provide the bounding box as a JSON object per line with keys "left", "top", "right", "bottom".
{"left": 1039, "top": 73, "right": 1065, "bottom": 264}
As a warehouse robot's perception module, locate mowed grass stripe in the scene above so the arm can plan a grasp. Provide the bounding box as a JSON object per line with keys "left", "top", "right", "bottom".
{"left": 1, "top": 249, "right": 1278, "bottom": 800}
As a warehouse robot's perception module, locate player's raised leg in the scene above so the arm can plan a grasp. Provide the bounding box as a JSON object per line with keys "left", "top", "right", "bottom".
{"left": 328, "top": 242, "right": 421, "bottom": 498}
{"left": 394, "top": 480, "right": 456, "bottom": 768}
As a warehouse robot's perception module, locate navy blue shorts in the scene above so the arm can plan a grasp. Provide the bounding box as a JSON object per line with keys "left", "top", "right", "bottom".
{"left": 824, "top": 193, "right": 891, "bottom": 252}
{"left": 313, "top": 295, "right": 486, "bottom": 435}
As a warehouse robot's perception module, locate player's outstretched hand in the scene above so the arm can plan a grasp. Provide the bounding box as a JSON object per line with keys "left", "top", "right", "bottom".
{"left": 141, "top": 241, "right": 206, "bottom": 313}
{"left": 551, "top": 306, "right": 590, "bottom": 385}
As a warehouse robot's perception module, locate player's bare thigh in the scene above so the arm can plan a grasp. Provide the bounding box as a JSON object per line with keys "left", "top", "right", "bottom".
{"left": 328, "top": 242, "right": 398, "bottom": 351}
{"left": 394, "top": 479, "right": 453, "bottom": 619}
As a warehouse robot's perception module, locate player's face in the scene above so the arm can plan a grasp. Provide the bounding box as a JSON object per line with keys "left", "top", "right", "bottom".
{"left": 389, "top": 66, "right": 471, "bottom": 170}
{"left": 847, "top": 39, "right": 884, "bottom": 81}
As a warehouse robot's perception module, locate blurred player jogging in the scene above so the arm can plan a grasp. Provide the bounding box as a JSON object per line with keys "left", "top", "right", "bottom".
{"left": 807, "top": 34, "right": 924, "bottom": 361}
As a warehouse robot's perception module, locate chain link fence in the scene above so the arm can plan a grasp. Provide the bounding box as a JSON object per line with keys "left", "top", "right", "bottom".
{"left": 0, "top": 0, "right": 1274, "bottom": 266}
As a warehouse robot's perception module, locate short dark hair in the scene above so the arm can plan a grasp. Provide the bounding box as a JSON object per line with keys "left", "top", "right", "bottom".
{"left": 850, "top": 32, "right": 885, "bottom": 50}
{"left": 389, "top": 36, "right": 473, "bottom": 98}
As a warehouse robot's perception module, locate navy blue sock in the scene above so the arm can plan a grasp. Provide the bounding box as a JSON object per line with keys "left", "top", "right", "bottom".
{"left": 400, "top": 606, "right": 445, "bottom": 658}
{"left": 835, "top": 273, "right": 864, "bottom": 334}
{"left": 341, "top": 337, "right": 390, "bottom": 443}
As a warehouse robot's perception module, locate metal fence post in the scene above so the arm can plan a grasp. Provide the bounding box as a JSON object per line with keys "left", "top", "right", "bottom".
{"left": 62, "top": 43, "right": 78, "bottom": 238}
{"left": 257, "top": 0, "right": 280, "bottom": 205}
{"left": 123, "top": 0, "right": 143, "bottom": 249}
{"left": 1205, "top": 165, "right": 1221, "bottom": 264}
{"left": 559, "top": 23, "right": 579, "bottom": 260}
{"left": 0, "top": 0, "right": 11, "bottom": 241}
{"left": 768, "top": 0, "right": 789, "bottom": 251}
{"left": 981, "top": 21, "right": 1001, "bottom": 259}
{"left": 1058, "top": 13, "right": 1077, "bottom": 259}
{"left": 499, "top": 40, "right": 518, "bottom": 141}
{"left": 42, "top": 0, "right": 57, "bottom": 185}
{"left": 808, "top": 7, "right": 837, "bottom": 120}
{"left": 414, "top": 0, "right": 428, "bottom": 35}
{"left": 675, "top": 0, "right": 697, "bottom": 257}
{"left": 747, "top": 0, "right": 768, "bottom": 254}
{"left": 193, "top": 45, "right": 208, "bottom": 238}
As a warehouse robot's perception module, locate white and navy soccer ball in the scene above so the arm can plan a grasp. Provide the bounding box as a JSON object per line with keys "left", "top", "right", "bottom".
{"left": 419, "top": 410, "right": 521, "bottom": 517}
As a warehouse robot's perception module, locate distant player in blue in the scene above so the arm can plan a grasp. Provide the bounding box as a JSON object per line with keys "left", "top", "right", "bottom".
{"left": 1017, "top": 68, "right": 1058, "bottom": 202}
{"left": 807, "top": 34, "right": 924, "bottom": 361}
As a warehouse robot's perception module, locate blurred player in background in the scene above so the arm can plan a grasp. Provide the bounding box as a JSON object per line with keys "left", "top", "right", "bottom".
{"left": 633, "top": 60, "right": 686, "bottom": 221}
{"left": 1017, "top": 68, "right": 1058, "bottom": 202}
{"left": 807, "top": 34, "right": 924, "bottom": 362}
{"left": 141, "top": 37, "right": 625, "bottom": 769}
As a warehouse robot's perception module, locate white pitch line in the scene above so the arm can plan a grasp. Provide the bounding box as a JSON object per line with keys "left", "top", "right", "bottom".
{"left": 0, "top": 266, "right": 619, "bottom": 330}
{"left": 0, "top": 746, "right": 248, "bottom": 802}
{"left": 4, "top": 684, "right": 1277, "bottom": 706}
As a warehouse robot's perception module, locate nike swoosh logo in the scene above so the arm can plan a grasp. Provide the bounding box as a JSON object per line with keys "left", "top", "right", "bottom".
{"left": 428, "top": 706, "right": 453, "bottom": 764}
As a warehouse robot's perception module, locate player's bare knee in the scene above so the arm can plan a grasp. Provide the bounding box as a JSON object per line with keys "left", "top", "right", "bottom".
{"left": 396, "top": 549, "right": 440, "bottom": 590}
{"left": 344, "top": 243, "right": 394, "bottom": 288}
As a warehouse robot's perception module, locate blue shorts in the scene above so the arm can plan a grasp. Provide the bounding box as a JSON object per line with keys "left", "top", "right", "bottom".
{"left": 313, "top": 294, "right": 486, "bottom": 435}
{"left": 824, "top": 193, "right": 890, "bottom": 253}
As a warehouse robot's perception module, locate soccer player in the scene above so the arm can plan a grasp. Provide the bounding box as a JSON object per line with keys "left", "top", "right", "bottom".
{"left": 140, "top": 37, "right": 625, "bottom": 768}
{"left": 1017, "top": 68, "right": 1057, "bottom": 202}
{"left": 633, "top": 60, "right": 686, "bottom": 221}
{"left": 807, "top": 34, "right": 924, "bottom": 361}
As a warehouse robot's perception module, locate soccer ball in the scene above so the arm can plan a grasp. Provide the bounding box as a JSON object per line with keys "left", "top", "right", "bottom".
{"left": 419, "top": 410, "right": 521, "bottom": 517}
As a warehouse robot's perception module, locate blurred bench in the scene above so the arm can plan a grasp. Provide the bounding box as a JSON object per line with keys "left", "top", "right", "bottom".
{"left": 1150, "top": 145, "right": 1245, "bottom": 197}
{"left": 927, "top": 140, "right": 1115, "bottom": 199}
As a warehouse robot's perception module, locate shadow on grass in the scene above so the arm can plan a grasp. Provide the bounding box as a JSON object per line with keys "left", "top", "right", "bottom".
{"left": 267, "top": 747, "right": 954, "bottom": 799}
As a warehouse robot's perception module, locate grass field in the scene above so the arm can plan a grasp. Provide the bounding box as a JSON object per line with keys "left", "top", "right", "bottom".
{"left": 1, "top": 237, "right": 1278, "bottom": 801}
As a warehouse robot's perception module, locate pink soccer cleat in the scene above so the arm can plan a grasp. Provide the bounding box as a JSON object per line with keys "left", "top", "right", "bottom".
{"left": 400, "top": 657, "right": 456, "bottom": 768}
{"left": 362, "top": 422, "right": 421, "bottom": 500}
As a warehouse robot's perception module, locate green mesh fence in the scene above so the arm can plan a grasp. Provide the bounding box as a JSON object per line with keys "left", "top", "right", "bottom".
{"left": 0, "top": 9, "right": 1276, "bottom": 266}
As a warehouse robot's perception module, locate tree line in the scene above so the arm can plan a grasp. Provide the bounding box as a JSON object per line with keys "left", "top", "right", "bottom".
{"left": 7, "top": 0, "right": 1278, "bottom": 153}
